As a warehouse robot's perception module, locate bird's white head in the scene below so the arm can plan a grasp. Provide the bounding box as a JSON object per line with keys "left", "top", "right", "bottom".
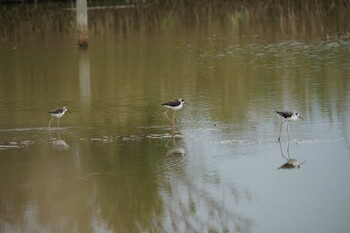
{"left": 179, "top": 98, "right": 187, "bottom": 105}
{"left": 62, "top": 106, "right": 68, "bottom": 112}
{"left": 294, "top": 112, "right": 303, "bottom": 120}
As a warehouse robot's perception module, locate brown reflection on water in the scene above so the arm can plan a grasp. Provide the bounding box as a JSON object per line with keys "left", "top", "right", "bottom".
{"left": 157, "top": 163, "right": 253, "bottom": 232}
{"left": 0, "top": 139, "right": 162, "bottom": 232}
{"left": 0, "top": 145, "right": 79, "bottom": 232}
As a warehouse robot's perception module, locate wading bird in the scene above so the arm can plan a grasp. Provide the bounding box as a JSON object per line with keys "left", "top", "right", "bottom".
{"left": 162, "top": 98, "right": 186, "bottom": 132}
{"left": 276, "top": 111, "right": 303, "bottom": 142}
{"left": 48, "top": 106, "right": 68, "bottom": 128}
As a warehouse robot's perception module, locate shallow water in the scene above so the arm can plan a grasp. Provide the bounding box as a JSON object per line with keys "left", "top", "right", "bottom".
{"left": 0, "top": 2, "right": 350, "bottom": 233}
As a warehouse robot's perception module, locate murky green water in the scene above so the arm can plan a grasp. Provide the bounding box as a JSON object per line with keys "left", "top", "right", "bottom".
{"left": 1, "top": 2, "right": 350, "bottom": 233}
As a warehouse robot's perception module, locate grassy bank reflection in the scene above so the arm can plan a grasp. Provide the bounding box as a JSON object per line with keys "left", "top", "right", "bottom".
{"left": 1, "top": 1, "right": 349, "bottom": 41}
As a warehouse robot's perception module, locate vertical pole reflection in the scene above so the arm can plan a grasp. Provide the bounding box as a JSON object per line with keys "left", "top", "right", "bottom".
{"left": 79, "top": 50, "right": 91, "bottom": 108}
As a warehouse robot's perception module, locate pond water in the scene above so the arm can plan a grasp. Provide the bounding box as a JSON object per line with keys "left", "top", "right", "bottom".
{"left": 0, "top": 2, "right": 350, "bottom": 233}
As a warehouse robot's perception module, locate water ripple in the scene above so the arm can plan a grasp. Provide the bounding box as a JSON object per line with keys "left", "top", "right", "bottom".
{"left": 0, "top": 141, "right": 35, "bottom": 150}
{"left": 295, "top": 138, "right": 345, "bottom": 144}
{"left": 0, "top": 127, "right": 71, "bottom": 132}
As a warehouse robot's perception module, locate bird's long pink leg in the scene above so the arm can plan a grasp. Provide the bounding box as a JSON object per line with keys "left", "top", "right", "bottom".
{"left": 172, "top": 111, "right": 176, "bottom": 132}
{"left": 164, "top": 110, "right": 172, "bottom": 126}
{"left": 49, "top": 117, "right": 53, "bottom": 128}
{"left": 278, "top": 119, "right": 287, "bottom": 142}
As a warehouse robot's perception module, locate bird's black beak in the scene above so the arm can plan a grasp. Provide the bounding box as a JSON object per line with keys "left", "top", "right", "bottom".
{"left": 299, "top": 116, "right": 303, "bottom": 120}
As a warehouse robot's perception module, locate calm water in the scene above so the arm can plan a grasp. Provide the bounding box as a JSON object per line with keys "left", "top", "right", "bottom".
{"left": 1, "top": 2, "right": 350, "bottom": 233}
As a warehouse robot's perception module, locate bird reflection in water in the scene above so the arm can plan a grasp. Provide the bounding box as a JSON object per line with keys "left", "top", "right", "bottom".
{"left": 49, "top": 128, "right": 69, "bottom": 151}
{"left": 278, "top": 140, "right": 304, "bottom": 169}
{"left": 166, "top": 134, "right": 185, "bottom": 157}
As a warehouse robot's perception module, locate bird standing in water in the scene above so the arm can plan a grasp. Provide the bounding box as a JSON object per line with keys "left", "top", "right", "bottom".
{"left": 48, "top": 106, "right": 68, "bottom": 128}
{"left": 162, "top": 98, "right": 186, "bottom": 132}
{"left": 276, "top": 111, "right": 303, "bottom": 142}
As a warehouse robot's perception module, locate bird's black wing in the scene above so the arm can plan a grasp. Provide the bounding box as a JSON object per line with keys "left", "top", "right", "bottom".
{"left": 49, "top": 107, "right": 63, "bottom": 114}
{"left": 162, "top": 100, "right": 180, "bottom": 107}
{"left": 275, "top": 111, "right": 293, "bottom": 118}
